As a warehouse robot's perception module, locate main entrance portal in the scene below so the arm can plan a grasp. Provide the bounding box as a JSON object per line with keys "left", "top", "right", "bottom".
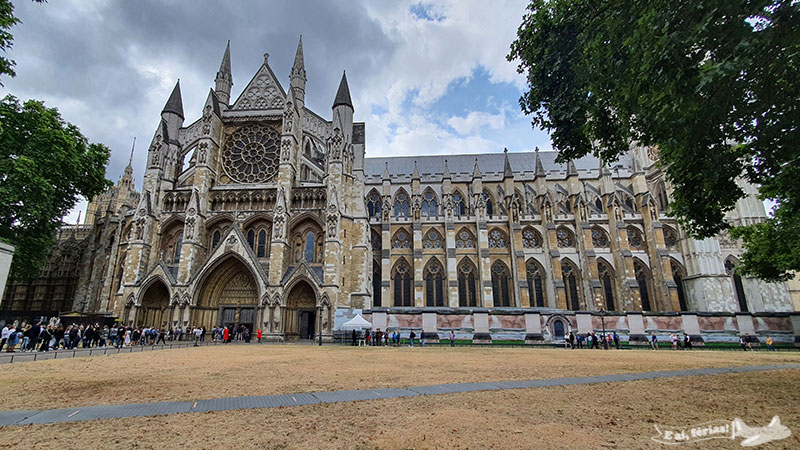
{"left": 285, "top": 280, "right": 316, "bottom": 340}
{"left": 196, "top": 258, "right": 259, "bottom": 331}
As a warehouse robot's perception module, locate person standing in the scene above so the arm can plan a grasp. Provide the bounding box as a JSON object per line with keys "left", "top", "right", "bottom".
{"left": 4, "top": 325, "right": 17, "bottom": 352}
{"left": 765, "top": 336, "right": 775, "bottom": 351}
{"left": 193, "top": 326, "right": 202, "bottom": 346}
{"left": 612, "top": 332, "right": 620, "bottom": 349}
{"left": 650, "top": 332, "right": 658, "bottom": 350}
{"left": 683, "top": 333, "right": 692, "bottom": 350}
{"left": 223, "top": 326, "right": 230, "bottom": 343}
{"left": 409, "top": 330, "right": 416, "bottom": 347}
{"left": 257, "top": 328, "right": 263, "bottom": 344}
{"left": 449, "top": 330, "right": 455, "bottom": 347}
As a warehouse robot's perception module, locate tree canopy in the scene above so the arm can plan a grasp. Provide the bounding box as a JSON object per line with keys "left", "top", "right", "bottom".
{"left": 508, "top": 0, "right": 800, "bottom": 281}
{"left": 0, "top": 0, "right": 46, "bottom": 86}
{"left": 0, "top": 95, "right": 110, "bottom": 277}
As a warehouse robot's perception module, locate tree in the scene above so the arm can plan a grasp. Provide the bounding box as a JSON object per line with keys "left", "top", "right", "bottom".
{"left": 0, "top": 95, "right": 110, "bottom": 277}
{"left": 508, "top": 0, "right": 800, "bottom": 281}
{"left": 0, "top": 0, "right": 46, "bottom": 86}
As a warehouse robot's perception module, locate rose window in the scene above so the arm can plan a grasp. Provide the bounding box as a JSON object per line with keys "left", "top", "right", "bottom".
{"left": 222, "top": 125, "right": 280, "bottom": 183}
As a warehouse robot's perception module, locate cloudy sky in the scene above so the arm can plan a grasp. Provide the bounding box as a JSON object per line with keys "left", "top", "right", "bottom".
{"left": 1, "top": 0, "right": 549, "bottom": 222}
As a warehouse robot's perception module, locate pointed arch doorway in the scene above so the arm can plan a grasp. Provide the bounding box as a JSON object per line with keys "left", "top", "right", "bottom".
{"left": 284, "top": 280, "right": 317, "bottom": 340}
{"left": 196, "top": 257, "right": 259, "bottom": 333}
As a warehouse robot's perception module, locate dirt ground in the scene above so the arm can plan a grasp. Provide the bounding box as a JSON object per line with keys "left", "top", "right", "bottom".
{"left": 0, "top": 345, "right": 798, "bottom": 412}
{"left": 0, "top": 368, "right": 798, "bottom": 449}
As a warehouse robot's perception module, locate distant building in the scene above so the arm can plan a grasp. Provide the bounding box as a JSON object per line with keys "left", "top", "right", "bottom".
{"left": 1, "top": 40, "right": 794, "bottom": 342}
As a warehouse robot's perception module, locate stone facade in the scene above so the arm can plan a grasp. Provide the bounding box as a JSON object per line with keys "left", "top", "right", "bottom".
{"left": 0, "top": 40, "right": 795, "bottom": 342}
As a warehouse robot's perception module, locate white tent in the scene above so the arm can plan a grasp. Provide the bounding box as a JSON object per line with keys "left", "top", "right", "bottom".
{"left": 342, "top": 314, "right": 372, "bottom": 330}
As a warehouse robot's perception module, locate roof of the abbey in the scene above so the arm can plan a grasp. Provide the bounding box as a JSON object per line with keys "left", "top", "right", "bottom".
{"left": 363, "top": 151, "right": 635, "bottom": 183}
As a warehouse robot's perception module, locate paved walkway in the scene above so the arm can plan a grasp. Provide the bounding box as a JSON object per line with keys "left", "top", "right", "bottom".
{"left": 1, "top": 363, "right": 797, "bottom": 427}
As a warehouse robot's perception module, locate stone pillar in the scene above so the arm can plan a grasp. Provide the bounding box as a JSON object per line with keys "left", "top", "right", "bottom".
{"left": 422, "top": 312, "right": 439, "bottom": 342}
{"left": 680, "top": 312, "right": 704, "bottom": 346}
{"left": 413, "top": 222, "right": 424, "bottom": 307}
{"left": 524, "top": 312, "right": 544, "bottom": 343}
{"left": 790, "top": 313, "right": 800, "bottom": 347}
{"left": 736, "top": 313, "right": 758, "bottom": 342}
{"left": 372, "top": 310, "right": 387, "bottom": 332}
{"left": 576, "top": 312, "right": 593, "bottom": 335}
{"left": 626, "top": 312, "right": 648, "bottom": 345}
{"left": 472, "top": 310, "right": 491, "bottom": 343}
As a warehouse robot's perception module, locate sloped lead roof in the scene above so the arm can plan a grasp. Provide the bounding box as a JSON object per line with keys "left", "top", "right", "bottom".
{"left": 332, "top": 71, "right": 353, "bottom": 109}
{"left": 364, "top": 151, "right": 633, "bottom": 182}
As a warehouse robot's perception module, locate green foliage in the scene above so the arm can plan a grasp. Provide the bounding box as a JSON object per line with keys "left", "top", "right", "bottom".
{"left": 0, "top": 95, "right": 110, "bottom": 277}
{"left": 509, "top": 0, "right": 800, "bottom": 281}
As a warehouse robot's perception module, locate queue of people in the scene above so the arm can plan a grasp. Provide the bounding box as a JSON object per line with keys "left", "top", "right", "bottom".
{"left": 0, "top": 320, "right": 267, "bottom": 352}
{"left": 349, "top": 328, "right": 458, "bottom": 347}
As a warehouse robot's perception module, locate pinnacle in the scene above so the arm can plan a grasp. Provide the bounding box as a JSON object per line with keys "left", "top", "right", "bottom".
{"left": 332, "top": 71, "right": 353, "bottom": 109}
{"left": 162, "top": 80, "right": 184, "bottom": 119}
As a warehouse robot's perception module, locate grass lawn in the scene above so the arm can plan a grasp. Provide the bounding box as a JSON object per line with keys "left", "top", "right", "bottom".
{"left": 1, "top": 345, "right": 798, "bottom": 449}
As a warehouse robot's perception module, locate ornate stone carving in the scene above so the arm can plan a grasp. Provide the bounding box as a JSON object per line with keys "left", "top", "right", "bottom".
{"left": 202, "top": 105, "right": 212, "bottom": 135}
{"left": 283, "top": 101, "right": 294, "bottom": 132}
{"left": 234, "top": 71, "right": 282, "bottom": 110}
{"left": 198, "top": 142, "right": 208, "bottom": 165}
{"left": 328, "top": 127, "right": 343, "bottom": 161}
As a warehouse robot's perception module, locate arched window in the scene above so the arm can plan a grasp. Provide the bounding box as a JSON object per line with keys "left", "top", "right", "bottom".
{"left": 373, "top": 260, "right": 382, "bottom": 307}
{"left": 457, "top": 259, "right": 478, "bottom": 307}
{"left": 304, "top": 231, "right": 315, "bottom": 262}
{"left": 421, "top": 189, "right": 438, "bottom": 217}
{"left": 455, "top": 228, "right": 476, "bottom": 248}
{"left": 526, "top": 259, "right": 545, "bottom": 307}
{"left": 257, "top": 229, "right": 267, "bottom": 258}
{"left": 366, "top": 190, "right": 382, "bottom": 219}
{"left": 483, "top": 191, "right": 494, "bottom": 216}
{"left": 173, "top": 233, "right": 183, "bottom": 263}
{"left": 371, "top": 228, "right": 382, "bottom": 251}
{"left": 423, "top": 229, "right": 443, "bottom": 249}
{"left": 452, "top": 192, "right": 467, "bottom": 217}
{"left": 424, "top": 258, "right": 445, "bottom": 307}
{"left": 522, "top": 227, "right": 542, "bottom": 248}
{"left": 394, "top": 191, "right": 410, "bottom": 218}
{"left": 591, "top": 227, "right": 610, "bottom": 248}
{"left": 671, "top": 258, "right": 688, "bottom": 311}
{"left": 597, "top": 260, "right": 616, "bottom": 311}
{"left": 627, "top": 227, "right": 645, "bottom": 250}
{"left": 212, "top": 230, "right": 221, "bottom": 249}
{"left": 247, "top": 229, "right": 255, "bottom": 250}
{"left": 725, "top": 259, "right": 748, "bottom": 312}
{"left": 488, "top": 229, "right": 508, "bottom": 249}
{"left": 391, "top": 229, "right": 411, "bottom": 249}
{"left": 491, "top": 261, "right": 512, "bottom": 307}
{"left": 634, "top": 260, "right": 653, "bottom": 311}
{"left": 556, "top": 227, "right": 576, "bottom": 248}
{"left": 595, "top": 197, "right": 604, "bottom": 212}
{"left": 392, "top": 258, "right": 413, "bottom": 307}
{"left": 561, "top": 260, "right": 581, "bottom": 310}
{"left": 663, "top": 226, "right": 678, "bottom": 249}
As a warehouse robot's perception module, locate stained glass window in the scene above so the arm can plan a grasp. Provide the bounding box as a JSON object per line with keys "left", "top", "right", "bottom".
{"left": 488, "top": 229, "right": 508, "bottom": 248}
{"left": 522, "top": 228, "right": 542, "bottom": 248}
{"left": 221, "top": 125, "right": 281, "bottom": 183}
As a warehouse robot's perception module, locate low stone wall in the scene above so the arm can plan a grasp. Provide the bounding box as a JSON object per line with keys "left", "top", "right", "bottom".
{"left": 335, "top": 308, "right": 800, "bottom": 346}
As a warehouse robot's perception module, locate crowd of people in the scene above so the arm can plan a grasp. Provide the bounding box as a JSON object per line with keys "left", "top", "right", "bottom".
{"left": 350, "top": 328, "right": 458, "bottom": 347}
{"left": 0, "top": 321, "right": 265, "bottom": 353}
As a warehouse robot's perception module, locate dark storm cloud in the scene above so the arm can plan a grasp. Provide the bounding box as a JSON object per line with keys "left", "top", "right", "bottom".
{"left": 1, "top": 0, "right": 395, "bottom": 188}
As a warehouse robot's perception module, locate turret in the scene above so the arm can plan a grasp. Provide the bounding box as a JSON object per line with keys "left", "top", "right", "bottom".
{"left": 290, "top": 36, "right": 306, "bottom": 108}
{"left": 161, "top": 80, "right": 185, "bottom": 141}
{"left": 215, "top": 41, "right": 233, "bottom": 104}
{"left": 332, "top": 71, "right": 353, "bottom": 144}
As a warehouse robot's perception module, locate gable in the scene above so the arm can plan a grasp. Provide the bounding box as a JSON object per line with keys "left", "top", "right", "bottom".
{"left": 232, "top": 63, "right": 286, "bottom": 110}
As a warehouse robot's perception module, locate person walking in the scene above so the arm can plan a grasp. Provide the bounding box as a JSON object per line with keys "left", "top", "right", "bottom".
{"left": 683, "top": 333, "right": 692, "bottom": 350}
{"left": 765, "top": 336, "right": 775, "bottom": 351}
{"left": 650, "top": 332, "right": 658, "bottom": 350}
{"left": 409, "top": 330, "right": 416, "bottom": 347}
{"left": 449, "top": 330, "right": 455, "bottom": 347}
{"left": 257, "top": 328, "right": 263, "bottom": 344}
{"left": 223, "top": 326, "right": 230, "bottom": 343}
{"left": 0, "top": 323, "right": 10, "bottom": 352}
{"left": 193, "top": 326, "right": 202, "bottom": 346}
{"left": 4, "top": 325, "right": 17, "bottom": 352}
{"left": 612, "top": 332, "right": 620, "bottom": 349}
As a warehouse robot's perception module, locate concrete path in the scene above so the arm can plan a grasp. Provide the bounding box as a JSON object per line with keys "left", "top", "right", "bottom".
{"left": 1, "top": 363, "right": 797, "bottom": 427}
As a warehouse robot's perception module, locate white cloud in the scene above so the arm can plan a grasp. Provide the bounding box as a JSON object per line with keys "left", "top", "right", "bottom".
{"left": 447, "top": 110, "right": 506, "bottom": 136}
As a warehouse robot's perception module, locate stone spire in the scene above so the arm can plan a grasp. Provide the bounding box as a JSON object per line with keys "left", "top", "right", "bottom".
{"left": 503, "top": 147, "right": 513, "bottom": 179}
{"left": 412, "top": 160, "right": 420, "bottom": 180}
{"left": 332, "top": 71, "right": 353, "bottom": 110}
{"left": 125, "top": 137, "right": 135, "bottom": 175}
{"left": 566, "top": 159, "right": 578, "bottom": 177}
{"left": 215, "top": 40, "right": 233, "bottom": 104}
{"left": 290, "top": 36, "right": 306, "bottom": 106}
{"left": 472, "top": 158, "right": 481, "bottom": 180}
{"left": 534, "top": 146, "right": 545, "bottom": 177}
{"left": 442, "top": 159, "right": 451, "bottom": 179}
{"left": 162, "top": 80, "right": 184, "bottom": 119}
{"left": 382, "top": 161, "right": 390, "bottom": 181}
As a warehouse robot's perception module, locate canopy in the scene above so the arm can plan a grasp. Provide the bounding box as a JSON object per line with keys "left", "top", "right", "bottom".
{"left": 342, "top": 314, "right": 372, "bottom": 330}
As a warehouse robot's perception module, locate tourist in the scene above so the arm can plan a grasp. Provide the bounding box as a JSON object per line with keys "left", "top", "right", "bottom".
{"left": 449, "top": 330, "right": 455, "bottom": 347}
{"left": 683, "top": 333, "right": 692, "bottom": 350}
{"left": 569, "top": 332, "right": 575, "bottom": 349}
{"left": 409, "top": 330, "right": 416, "bottom": 347}
{"left": 605, "top": 333, "right": 612, "bottom": 350}
{"left": 0, "top": 323, "right": 10, "bottom": 352}
{"left": 670, "top": 333, "right": 678, "bottom": 350}
{"left": 100, "top": 325, "right": 109, "bottom": 347}
{"left": 384, "top": 331, "right": 389, "bottom": 346}
{"left": 258, "top": 328, "right": 263, "bottom": 344}
{"left": 613, "top": 332, "right": 620, "bottom": 349}
{"left": 650, "top": 332, "right": 658, "bottom": 350}
{"left": 157, "top": 327, "right": 166, "bottom": 345}
{"left": 124, "top": 327, "right": 131, "bottom": 347}
{"left": 421, "top": 332, "right": 426, "bottom": 347}
{"left": 765, "top": 336, "right": 775, "bottom": 351}
{"left": 20, "top": 324, "right": 32, "bottom": 352}
{"left": 223, "top": 326, "right": 230, "bottom": 343}
{"left": 564, "top": 331, "right": 571, "bottom": 349}
{"left": 4, "top": 324, "right": 17, "bottom": 352}
{"left": 576, "top": 334, "right": 584, "bottom": 349}
{"left": 193, "top": 326, "right": 202, "bottom": 346}
{"left": 365, "top": 329, "right": 371, "bottom": 346}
